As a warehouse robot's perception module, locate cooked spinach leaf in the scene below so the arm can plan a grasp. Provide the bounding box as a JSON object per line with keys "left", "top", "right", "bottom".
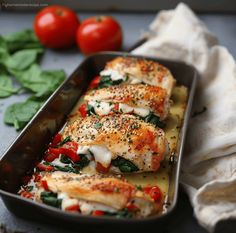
{"left": 141, "top": 112, "right": 166, "bottom": 128}
{"left": 99, "top": 75, "right": 123, "bottom": 88}
{"left": 73, "top": 154, "right": 90, "bottom": 170}
{"left": 104, "top": 208, "right": 133, "bottom": 218}
{"left": 59, "top": 154, "right": 90, "bottom": 170}
{"left": 40, "top": 191, "right": 62, "bottom": 208}
{"left": 112, "top": 157, "right": 139, "bottom": 173}
{"left": 57, "top": 136, "right": 71, "bottom": 147}
{"left": 86, "top": 104, "right": 96, "bottom": 115}
{"left": 60, "top": 154, "right": 72, "bottom": 164}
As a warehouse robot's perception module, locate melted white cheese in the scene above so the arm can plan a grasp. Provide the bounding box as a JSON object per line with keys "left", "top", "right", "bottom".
{"left": 119, "top": 103, "right": 133, "bottom": 113}
{"left": 79, "top": 201, "right": 116, "bottom": 214}
{"left": 58, "top": 192, "right": 116, "bottom": 214}
{"left": 129, "top": 78, "right": 142, "bottom": 84}
{"left": 51, "top": 158, "right": 66, "bottom": 167}
{"left": 77, "top": 145, "right": 112, "bottom": 168}
{"left": 88, "top": 101, "right": 113, "bottom": 116}
{"left": 133, "top": 107, "right": 150, "bottom": 117}
{"left": 89, "top": 145, "right": 112, "bottom": 168}
{"left": 58, "top": 192, "right": 79, "bottom": 210}
{"left": 89, "top": 101, "right": 150, "bottom": 118}
{"left": 100, "top": 69, "right": 125, "bottom": 81}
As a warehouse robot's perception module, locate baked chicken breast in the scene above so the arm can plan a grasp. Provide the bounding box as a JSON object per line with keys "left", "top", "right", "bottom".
{"left": 84, "top": 84, "right": 169, "bottom": 122}
{"left": 36, "top": 171, "right": 159, "bottom": 217}
{"left": 63, "top": 114, "right": 169, "bottom": 173}
{"left": 99, "top": 56, "right": 175, "bottom": 95}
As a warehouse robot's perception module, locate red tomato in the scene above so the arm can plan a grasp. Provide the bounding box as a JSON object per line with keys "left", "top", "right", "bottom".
{"left": 76, "top": 16, "right": 122, "bottom": 54}
{"left": 89, "top": 76, "right": 101, "bottom": 89}
{"left": 60, "top": 142, "right": 80, "bottom": 162}
{"left": 62, "top": 141, "right": 78, "bottom": 152}
{"left": 96, "top": 162, "right": 110, "bottom": 174}
{"left": 65, "top": 204, "right": 80, "bottom": 212}
{"left": 41, "top": 180, "right": 49, "bottom": 191}
{"left": 126, "top": 203, "right": 139, "bottom": 212}
{"left": 44, "top": 147, "right": 61, "bottom": 162}
{"left": 34, "top": 5, "right": 80, "bottom": 49}
{"left": 51, "top": 133, "right": 62, "bottom": 147}
{"left": 78, "top": 104, "right": 87, "bottom": 118}
{"left": 34, "top": 173, "right": 42, "bottom": 182}
{"left": 20, "top": 191, "right": 34, "bottom": 199}
{"left": 92, "top": 210, "right": 105, "bottom": 216}
{"left": 143, "top": 186, "right": 162, "bottom": 202}
{"left": 113, "top": 103, "right": 119, "bottom": 112}
{"left": 37, "top": 163, "right": 54, "bottom": 172}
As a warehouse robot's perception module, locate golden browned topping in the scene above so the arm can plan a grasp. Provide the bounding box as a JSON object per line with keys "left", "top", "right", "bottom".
{"left": 85, "top": 84, "right": 169, "bottom": 120}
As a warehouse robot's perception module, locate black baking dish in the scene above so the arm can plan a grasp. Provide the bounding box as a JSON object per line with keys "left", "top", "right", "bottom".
{"left": 0, "top": 52, "right": 198, "bottom": 231}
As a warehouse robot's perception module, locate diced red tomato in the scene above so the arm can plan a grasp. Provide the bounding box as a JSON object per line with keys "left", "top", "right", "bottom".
{"left": 143, "top": 186, "right": 162, "bottom": 202}
{"left": 20, "top": 190, "right": 34, "bottom": 199}
{"left": 44, "top": 147, "right": 61, "bottom": 162}
{"left": 65, "top": 204, "right": 80, "bottom": 212}
{"left": 89, "top": 76, "right": 101, "bottom": 89}
{"left": 92, "top": 210, "right": 105, "bottom": 216}
{"left": 41, "top": 180, "right": 49, "bottom": 191}
{"left": 96, "top": 162, "right": 110, "bottom": 174}
{"left": 59, "top": 148, "right": 80, "bottom": 162}
{"left": 62, "top": 141, "right": 78, "bottom": 151}
{"left": 51, "top": 133, "right": 62, "bottom": 147}
{"left": 37, "top": 163, "right": 54, "bottom": 172}
{"left": 60, "top": 141, "right": 80, "bottom": 162}
{"left": 126, "top": 203, "right": 139, "bottom": 212}
{"left": 113, "top": 103, "right": 119, "bottom": 112}
{"left": 78, "top": 104, "right": 87, "bottom": 118}
{"left": 34, "top": 173, "right": 42, "bottom": 182}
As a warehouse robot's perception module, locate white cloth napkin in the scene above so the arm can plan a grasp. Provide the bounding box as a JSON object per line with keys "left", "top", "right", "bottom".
{"left": 132, "top": 3, "right": 236, "bottom": 232}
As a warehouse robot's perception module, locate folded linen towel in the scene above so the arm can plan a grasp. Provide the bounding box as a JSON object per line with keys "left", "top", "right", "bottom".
{"left": 132, "top": 3, "right": 236, "bottom": 232}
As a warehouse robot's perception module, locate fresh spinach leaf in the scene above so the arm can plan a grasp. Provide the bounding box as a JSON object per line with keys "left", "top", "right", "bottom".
{"left": 5, "top": 48, "right": 43, "bottom": 71}
{"left": 14, "top": 64, "right": 65, "bottom": 97}
{"left": 4, "top": 98, "right": 43, "bottom": 130}
{"left": 3, "top": 29, "right": 43, "bottom": 53}
{"left": 112, "top": 157, "right": 139, "bottom": 173}
{"left": 0, "top": 74, "right": 19, "bottom": 98}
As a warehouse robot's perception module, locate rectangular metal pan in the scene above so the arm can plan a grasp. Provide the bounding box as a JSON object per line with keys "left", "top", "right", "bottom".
{"left": 0, "top": 52, "right": 198, "bottom": 231}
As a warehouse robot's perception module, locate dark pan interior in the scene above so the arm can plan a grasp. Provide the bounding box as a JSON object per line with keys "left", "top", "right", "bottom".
{"left": 0, "top": 52, "right": 198, "bottom": 228}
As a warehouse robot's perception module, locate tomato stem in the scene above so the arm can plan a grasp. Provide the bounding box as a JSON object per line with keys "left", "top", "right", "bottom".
{"left": 56, "top": 9, "right": 63, "bottom": 16}
{"left": 96, "top": 16, "right": 103, "bottom": 22}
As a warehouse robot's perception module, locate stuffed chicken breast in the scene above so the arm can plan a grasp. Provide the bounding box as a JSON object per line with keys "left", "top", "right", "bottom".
{"left": 62, "top": 114, "right": 169, "bottom": 174}
{"left": 83, "top": 84, "right": 169, "bottom": 126}
{"left": 98, "top": 56, "right": 175, "bottom": 95}
{"left": 36, "top": 171, "right": 159, "bottom": 217}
